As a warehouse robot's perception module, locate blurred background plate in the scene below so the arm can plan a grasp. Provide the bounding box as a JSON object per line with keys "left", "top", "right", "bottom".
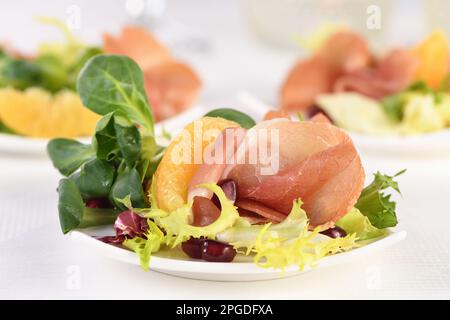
{"left": 0, "top": 133, "right": 89, "bottom": 157}
{"left": 350, "top": 130, "right": 450, "bottom": 156}
{"left": 0, "top": 105, "right": 206, "bottom": 157}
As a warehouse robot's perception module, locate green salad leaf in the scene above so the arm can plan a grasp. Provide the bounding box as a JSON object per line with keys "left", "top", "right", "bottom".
{"left": 204, "top": 108, "right": 256, "bottom": 129}
{"left": 77, "top": 55, "right": 155, "bottom": 135}
{"left": 0, "top": 18, "right": 102, "bottom": 93}
{"left": 336, "top": 208, "right": 386, "bottom": 241}
{"left": 123, "top": 220, "right": 165, "bottom": 270}
{"left": 48, "top": 54, "right": 163, "bottom": 233}
{"left": 0, "top": 56, "right": 42, "bottom": 90}
{"left": 58, "top": 178, "right": 119, "bottom": 234}
{"left": 92, "top": 113, "right": 121, "bottom": 161}
{"left": 152, "top": 184, "right": 240, "bottom": 247}
{"left": 109, "top": 167, "right": 146, "bottom": 209}
{"left": 355, "top": 170, "right": 405, "bottom": 229}
{"left": 70, "top": 159, "right": 115, "bottom": 199}
{"left": 47, "top": 139, "right": 95, "bottom": 176}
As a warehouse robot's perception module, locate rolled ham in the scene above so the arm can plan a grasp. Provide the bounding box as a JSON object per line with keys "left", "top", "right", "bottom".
{"left": 223, "top": 119, "right": 365, "bottom": 228}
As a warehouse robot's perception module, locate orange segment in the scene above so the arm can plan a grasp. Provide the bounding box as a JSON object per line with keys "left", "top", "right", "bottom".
{"left": 152, "top": 117, "right": 239, "bottom": 212}
{"left": 412, "top": 30, "right": 450, "bottom": 89}
{"left": 0, "top": 88, "right": 99, "bottom": 138}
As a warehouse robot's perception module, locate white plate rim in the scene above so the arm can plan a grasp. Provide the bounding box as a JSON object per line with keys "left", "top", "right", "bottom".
{"left": 70, "top": 228, "right": 407, "bottom": 280}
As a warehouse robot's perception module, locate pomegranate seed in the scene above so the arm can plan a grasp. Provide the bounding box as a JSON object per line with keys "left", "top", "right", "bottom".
{"left": 181, "top": 238, "right": 237, "bottom": 262}
{"left": 86, "top": 198, "right": 112, "bottom": 209}
{"left": 320, "top": 226, "right": 347, "bottom": 238}
{"left": 202, "top": 240, "right": 236, "bottom": 262}
{"left": 181, "top": 238, "right": 204, "bottom": 259}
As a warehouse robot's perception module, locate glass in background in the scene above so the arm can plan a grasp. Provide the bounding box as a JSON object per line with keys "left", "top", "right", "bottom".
{"left": 244, "top": 0, "right": 398, "bottom": 52}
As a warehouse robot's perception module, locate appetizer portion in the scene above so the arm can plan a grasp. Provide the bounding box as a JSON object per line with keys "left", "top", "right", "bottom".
{"left": 0, "top": 20, "right": 200, "bottom": 139}
{"left": 281, "top": 30, "right": 450, "bottom": 135}
{"left": 0, "top": 18, "right": 101, "bottom": 137}
{"left": 48, "top": 54, "right": 404, "bottom": 272}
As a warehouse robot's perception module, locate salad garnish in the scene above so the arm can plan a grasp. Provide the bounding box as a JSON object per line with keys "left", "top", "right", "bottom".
{"left": 48, "top": 54, "right": 404, "bottom": 272}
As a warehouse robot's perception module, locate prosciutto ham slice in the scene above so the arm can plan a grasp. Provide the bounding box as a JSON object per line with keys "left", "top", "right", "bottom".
{"left": 280, "top": 31, "right": 371, "bottom": 111}
{"left": 334, "top": 49, "right": 419, "bottom": 99}
{"left": 280, "top": 31, "right": 419, "bottom": 111}
{"left": 188, "top": 118, "right": 365, "bottom": 228}
{"left": 224, "top": 120, "right": 365, "bottom": 228}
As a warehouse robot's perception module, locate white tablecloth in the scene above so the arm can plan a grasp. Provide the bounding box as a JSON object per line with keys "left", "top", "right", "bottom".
{"left": 1, "top": 0, "right": 450, "bottom": 300}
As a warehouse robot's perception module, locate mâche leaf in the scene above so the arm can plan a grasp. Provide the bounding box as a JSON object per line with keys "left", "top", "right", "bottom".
{"left": 355, "top": 170, "right": 405, "bottom": 229}
{"left": 47, "top": 139, "right": 95, "bottom": 176}
{"left": 77, "top": 55, "right": 155, "bottom": 135}
{"left": 58, "top": 178, "right": 119, "bottom": 234}
{"left": 114, "top": 117, "right": 141, "bottom": 167}
{"left": 58, "top": 178, "right": 85, "bottom": 234}
{"left": 70, "top": 159, "right": 115, "bottom": 199}
{"left": 110, "top": 167, "right": 146, "bottom": 209}
{"left": 92, "top": 113, "right": 121, "bottom": 161}
{"left": 204, "top": 108, "right": 256, "bottom": 129}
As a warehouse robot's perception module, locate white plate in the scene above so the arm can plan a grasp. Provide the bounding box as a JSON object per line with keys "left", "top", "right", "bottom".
{"left": 71, "top": 227, "right": 407, "bottom": 282}
{"left": 350, "top": 129, "right": 450, "bottom": 156}
{"left": 0, "top": 105, "right": 206, "bottom": 157}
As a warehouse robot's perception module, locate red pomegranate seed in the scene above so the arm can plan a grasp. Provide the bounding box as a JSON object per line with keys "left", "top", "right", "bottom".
{"left": 181, "top": 238, "right": 204, "bottom": 259}
{"left": 86, "top": 198, "right": 112, "bottom": 209}
{"left": 320, "top": 226, "right": 347, "bottom": 238}
{"left": 181, "top": 238, "right": 237, "bottom": 262}
{"left": 202, "top": 240, "right": 236, "bottom": 262}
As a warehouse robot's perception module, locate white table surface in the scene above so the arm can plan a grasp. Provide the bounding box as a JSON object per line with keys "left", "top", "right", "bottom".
{"left": 1, "top": 0, "right": 450, "bottom": 300}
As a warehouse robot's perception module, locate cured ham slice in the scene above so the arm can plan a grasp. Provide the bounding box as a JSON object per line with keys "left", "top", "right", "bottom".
{"left": 280, "top": 31, "right": 371, "bottom": 111}
{"left": 280, "top": 56, "right": 336, "bottom": 111}
{"left": 144, "top": 62, "right": 202, "bottom": 121}
{"left": 318, "top": 31, "right": 371, "bottom": 74}
{"left": 224, "top": 120, "right": 365, "bottom": 228}
{"left": 103, "top": 26, "right": 201, "bottom": 121}
{"left": 235, "top": 199, "right": 285, "bottom": 223}
{"left": 187, "top": 127, "right": 246, "bottom": 200}
{"left": 334, "top": 49, "right": 419, "bottom": 99}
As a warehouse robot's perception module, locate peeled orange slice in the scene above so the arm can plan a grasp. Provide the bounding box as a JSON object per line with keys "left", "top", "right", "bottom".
{"left": 412, "top": 30, "right": 450, "bottom": 89}
{"left": 0, "top": 87, "right": 99, "bottom": 138}
{"left": 152, "top": 117, "right": 239, "bottom": 212}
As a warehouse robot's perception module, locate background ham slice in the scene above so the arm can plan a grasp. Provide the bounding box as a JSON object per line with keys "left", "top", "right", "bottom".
{"left": 280, "top": 31, "right": 371, "bottom": 112}
{"left": 280, "top": 31, "right": 419, "bottom": 111}
{"left": 334, "top": 49, "right": 419, "bottom": 99}
{"left": 224, "top": 120, "right": 365, "bottom": 228}
{"left": 280, "top": 56, "right": 337, "bottom": 111}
